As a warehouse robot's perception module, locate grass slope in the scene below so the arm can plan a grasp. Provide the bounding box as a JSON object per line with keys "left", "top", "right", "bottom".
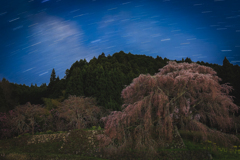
{"left": 0, "top": 126, "right": 240, "bottom": 160}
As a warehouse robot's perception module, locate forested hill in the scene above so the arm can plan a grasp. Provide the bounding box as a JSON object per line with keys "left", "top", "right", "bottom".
{"left": 0, "top": 50, "right": 240, "bottom": 120}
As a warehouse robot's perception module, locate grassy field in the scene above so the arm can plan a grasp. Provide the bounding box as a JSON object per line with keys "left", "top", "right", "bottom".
{"left": 0, "top": 126, "right": 240, "bottom": 160}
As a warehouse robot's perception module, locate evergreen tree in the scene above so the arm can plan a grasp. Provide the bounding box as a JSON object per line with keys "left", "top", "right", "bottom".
{"left": 40, "top": 83, "right": 47, "bottom": 88}
{"left": 113, "top": 51, "right": 127, "bottom": 63}
{"left": 50, "top": 68, "right": 56, "bottom": 83}
{"left": 47, "top": 68, "right": 57, "bottom": 97}
{"left": 56, "top": 76, "right": 60, "bottom": 82}
{"left": 95, "top": 64, "right": 108, "bottom": 106}
{"left": 98, "top": 52, "right": 106, "bottom": 60}
{"left": 219, "top": 57, "right": 235, "bottom": 89}
{"left": 89, "top": 56, "right": 98, "bottom": 66}
{"left": 83, "top": 65, "right": 98, "bottom": 98}
{"left": 65, "top": 67, "right": 85, "bottom": 98}
{"left": 107, "top": 54, "right": 111, "bottom": 59}
{"left": 104, "top": 71, "right": 121, "bottom": 111}
{"left": 107, "top": 67, "right": 126, "bottom": 111}
{"left": 0, "top": 86, "right": 8, "bottom": 113}
{"left": 156, "top": 55, "right": 163, "bottom": 61}
{"left": 184, "top": 57, "right": 192, "bottom": 63}
{"left": 64, "top": 69, "right": 70, "bottom": 80}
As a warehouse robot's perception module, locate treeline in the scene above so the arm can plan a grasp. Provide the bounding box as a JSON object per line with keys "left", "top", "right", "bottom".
{"left": 0, "top": 50, "right": 240, "bottom": 126}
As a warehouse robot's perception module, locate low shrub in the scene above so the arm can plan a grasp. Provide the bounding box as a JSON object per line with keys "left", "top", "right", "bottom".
{"left": 46, "top": 130, "right": 54, "bottom": 134}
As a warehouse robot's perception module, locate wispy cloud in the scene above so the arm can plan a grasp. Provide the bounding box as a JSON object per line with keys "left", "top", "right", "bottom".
{"left": 23, "top": 67, "right": 35, "bottom": 73}
{"left": 39, "top": 71, "right": 48, "bottom": 76}
{"left": 91, "top": 39, "right": 101, "bottom": 43}
{"left": 41, "top": 0, "right": 49, "bottom": 3}
{"left": 122, "top": 2, "right": 131, "bottom": 5}
{"left": 9, "top": 17, "right": 19, "bottom": 22}
{"left": 108, "top": 7, "right": 118, "bottom": 11}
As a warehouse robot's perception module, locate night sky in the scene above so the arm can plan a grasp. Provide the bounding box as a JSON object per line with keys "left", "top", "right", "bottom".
{"left": 0, "top": 0, "right": 240, "bottom": 87}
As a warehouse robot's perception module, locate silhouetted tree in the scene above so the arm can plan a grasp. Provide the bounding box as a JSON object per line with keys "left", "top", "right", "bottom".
{"left": 50, "top": 78, "right": 67, "bottom": 99}
{"left": 98, "top": 52, "right": 106, "bottom": 61}
{"left": 220, "top": 57, "right": 234, "bottom": 85}
{"left": 89, "top": 56, "right": 98, "bottom": 66}
{"left": 95, "top": 65, "right": 108, "bottom": 105}
{"left": 50, "top": 68, "right": 56, "bottom": 82}
{"left": 0, "top": 86, "right": 7, "bottom": 113}
{"left": 65, "top": 67, "right": 85, "bottom": 97}
{"left": 48, "top": 68, "right": 57, "bottom": 97}
{"left": 163, "top": 57, "right": 169, "bottom": 63}
{"left": 40, "top": 83, "right": 47, "bottom": 88}
{"left": 0, "top": 79, "right": 18, "bottom": 112}
{"left": 107, "top": 54, "right": 111, "bottom": 59}
{"left": 156, "top": 55, "right": 163, "bottom": 62}
{"left": 184, "top": 57, "right": 192, "bottom": 63}
{"left": 64, "top": 69, "right": 70, "bottom": 80}
{"left": 113, "top": 51, "right": 127, "bottom": 64}
{"left": 84, "top": 65, "right": 98, "bottom": 98}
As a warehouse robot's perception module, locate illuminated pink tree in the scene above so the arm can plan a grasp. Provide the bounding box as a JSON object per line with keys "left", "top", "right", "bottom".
{"left": 95, "top": 61, "right": 240, "bottom": 159}
{"left": 0, "top": 102, "right": 51, "bottom": 138}
{"left": 54, "top": 95, "right": 112, "bottom": 130}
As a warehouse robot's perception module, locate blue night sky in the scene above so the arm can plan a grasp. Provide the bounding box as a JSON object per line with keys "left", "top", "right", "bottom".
{"left": 0, "top": 0, "right": 240, "bottom": 87}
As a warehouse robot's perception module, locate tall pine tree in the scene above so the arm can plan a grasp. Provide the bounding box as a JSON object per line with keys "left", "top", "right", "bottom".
{"left": 47, "top": 68, "right": 56, "bottom": 97}
{"left": 50, "top": 68, "right": 56, "bottom": 83}
{"left": 65, "top": 67, "right": 85, "bottom": 98}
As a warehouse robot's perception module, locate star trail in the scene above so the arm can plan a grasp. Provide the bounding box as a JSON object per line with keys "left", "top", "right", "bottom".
{"left": 0, "top": 0, "right": 239, "bottom": 86}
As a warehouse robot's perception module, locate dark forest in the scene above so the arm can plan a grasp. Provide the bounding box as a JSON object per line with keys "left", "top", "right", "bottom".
{"left": 1, "top": 51, "right": 240, "bottom": 136}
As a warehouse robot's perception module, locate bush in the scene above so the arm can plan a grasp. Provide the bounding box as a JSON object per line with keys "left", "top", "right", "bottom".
{"left": 23, "top": 133, "right": 31, "bottom": 136}
{"left": 46, "top": 130, "right": 54, "bottom": 134}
